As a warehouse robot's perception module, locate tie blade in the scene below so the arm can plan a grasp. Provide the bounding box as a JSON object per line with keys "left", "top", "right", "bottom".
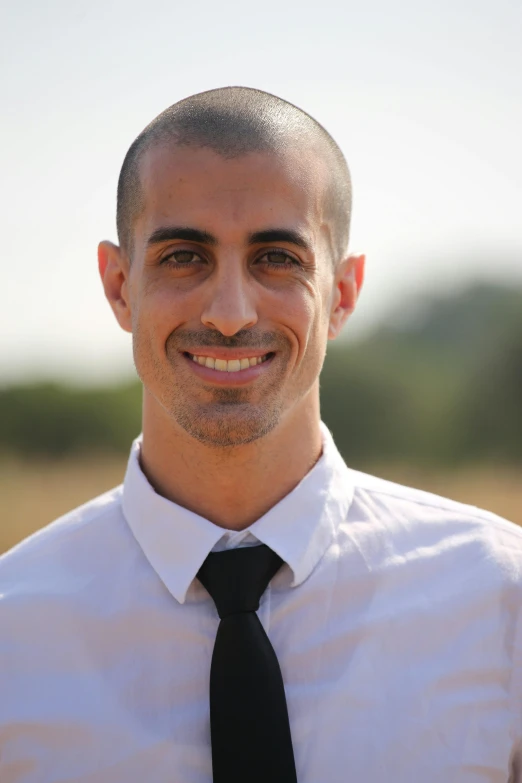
{"left": 210, "top": 613, "right": 297, "bottom": 783}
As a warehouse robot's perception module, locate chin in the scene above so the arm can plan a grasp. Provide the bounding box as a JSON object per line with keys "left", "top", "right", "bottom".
{"left": 174, "top": 404, "right": 282, "bottom": 448}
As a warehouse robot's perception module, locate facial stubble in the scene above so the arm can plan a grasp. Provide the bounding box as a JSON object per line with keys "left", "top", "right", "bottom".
{"left": 161, "top": 330, "right": 293, "bottom": 448}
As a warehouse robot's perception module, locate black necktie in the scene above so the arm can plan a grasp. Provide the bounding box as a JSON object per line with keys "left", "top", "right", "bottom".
{"left": 197, "top": 544, "right": 298, "bottom": 783}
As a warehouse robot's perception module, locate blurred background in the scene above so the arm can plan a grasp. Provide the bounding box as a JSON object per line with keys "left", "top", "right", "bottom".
{"left": 1, "top": 0, "right": 521, "bottom": 553}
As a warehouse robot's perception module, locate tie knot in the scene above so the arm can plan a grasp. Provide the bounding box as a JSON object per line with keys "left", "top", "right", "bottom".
{"left": 197, "top": 544, "right": 284, "bottom": 619}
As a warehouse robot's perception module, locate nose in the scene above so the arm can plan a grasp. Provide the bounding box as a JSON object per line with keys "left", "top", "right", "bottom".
{"left": 201, "top": 261, "right": 258, "bottom": 336}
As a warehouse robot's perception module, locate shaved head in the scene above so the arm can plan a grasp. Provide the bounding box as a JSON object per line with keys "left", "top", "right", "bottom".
{"left": 116, "top": 86, "right": 352, "bottom": 262}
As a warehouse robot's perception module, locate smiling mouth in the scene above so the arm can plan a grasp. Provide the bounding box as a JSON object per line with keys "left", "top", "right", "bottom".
{"left": 184, "top": 352, "right": 274, "bottom": 372}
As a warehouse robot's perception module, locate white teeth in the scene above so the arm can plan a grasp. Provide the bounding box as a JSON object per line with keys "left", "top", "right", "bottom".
{"left": 190, "top": 354, "right": 269, "bottom": 372}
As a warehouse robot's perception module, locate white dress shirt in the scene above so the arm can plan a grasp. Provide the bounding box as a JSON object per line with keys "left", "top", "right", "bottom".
{"left": 1, "top": 422, "right": 522, "bottom": 782}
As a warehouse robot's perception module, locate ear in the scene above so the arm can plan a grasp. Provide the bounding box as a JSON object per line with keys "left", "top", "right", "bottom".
{"left": 328, "top": 252, "right": 365, "bottom": 340}
{"left": 98, "top": 241, "right": 133, "bottom": 334}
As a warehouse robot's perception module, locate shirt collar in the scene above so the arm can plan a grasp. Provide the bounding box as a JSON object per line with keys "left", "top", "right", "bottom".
{"left": 122, "top": 422, "right": 354, "bottom": 604}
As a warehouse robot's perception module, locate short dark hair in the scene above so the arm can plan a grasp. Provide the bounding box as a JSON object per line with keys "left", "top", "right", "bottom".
{"left": 116, "top": 86, "right": 352, "bottom": 263}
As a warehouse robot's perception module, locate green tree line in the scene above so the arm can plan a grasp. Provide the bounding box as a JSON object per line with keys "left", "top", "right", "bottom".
{"left": 1, "top": 283, "right": 521, "bottom": 466}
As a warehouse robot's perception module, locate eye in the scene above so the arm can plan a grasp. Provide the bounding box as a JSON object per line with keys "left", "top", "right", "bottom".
{"left": 161, "top": 249, "right": 203, "bottom": 267}
{"left": 257, "top": 250, "right": 299, "bottom": 270}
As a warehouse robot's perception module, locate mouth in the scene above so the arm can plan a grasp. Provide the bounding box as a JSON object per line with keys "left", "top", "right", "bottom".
{"left": 181, "top": 350, "right": 276, "bottom": 386}
{"left": 184, "top": 351, "right": 274, "bottom": 373}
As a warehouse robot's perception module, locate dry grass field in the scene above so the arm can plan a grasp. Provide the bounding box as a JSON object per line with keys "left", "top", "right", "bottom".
{"left": 1, "top": 455, "right": 521, "bottom": 555}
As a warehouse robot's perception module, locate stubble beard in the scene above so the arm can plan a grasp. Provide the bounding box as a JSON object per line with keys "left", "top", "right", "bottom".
{"left": 175, "top": 390, "right": 282, "bottom": 449}
{"left": 137, "top": 327, "right": 293, "bottom": 448}
{"left": 174, "top": 382, "right": 286, "bottom": 448}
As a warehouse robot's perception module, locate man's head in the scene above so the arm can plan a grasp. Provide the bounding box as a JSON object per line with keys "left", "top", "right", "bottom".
{"left": 99, "top": 87, "right": 364, "bottom": 449}
{"left": 116, "top": 87, "right": 352, "bottom": 264}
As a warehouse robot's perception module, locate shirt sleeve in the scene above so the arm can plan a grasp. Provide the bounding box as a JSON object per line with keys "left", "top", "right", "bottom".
{"left": 509, "top": 586, "right": 522, "bottom": 782}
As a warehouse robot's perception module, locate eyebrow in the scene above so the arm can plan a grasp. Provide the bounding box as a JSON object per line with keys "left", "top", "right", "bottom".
{"left": 248, "top": 229, "right": 311, "bottom": 251}
{"left": 146, "top": 227, "right": 217, "bottom": 247}
{"left": 145, "top": 226, "right": 311, "bottom": 251}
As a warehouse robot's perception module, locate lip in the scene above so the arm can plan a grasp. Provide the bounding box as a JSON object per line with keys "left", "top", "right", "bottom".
{"left": 182, "top": 351, "right": 275, "bottom": 386}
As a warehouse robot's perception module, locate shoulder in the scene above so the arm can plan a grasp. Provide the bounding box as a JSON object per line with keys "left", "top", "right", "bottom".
{"left": 349, "top": 466, "right": 522, "bottom": 538}
{"left": 0, "top": 484, "right": 141, "bottom": 675}
{"left": 346, "top": 468, "right": 522, "bottom": 579}
{"left": 0, "top": 484, "right": 141, "bottom": 726}
{"left": 0, "top": 484, "right": 129, "bottom": 599}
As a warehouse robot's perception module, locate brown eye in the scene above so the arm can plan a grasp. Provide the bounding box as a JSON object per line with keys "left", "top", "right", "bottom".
{"left": 268, "top": 252, "right": 289, "bottom": 264}
{"left": 171, "top": 251, "right": 197, "bottom": 264}
{"left": 258, "top": 251, "right": 297, "bottom": 268}
{"left": 161, "top": 250, "right": 203, "bottom": 267}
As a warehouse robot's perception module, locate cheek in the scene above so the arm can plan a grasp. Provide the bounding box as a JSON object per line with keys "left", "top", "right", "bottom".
{"left": 277, "top": 279, "right": 316, "bottom": 323}
{"left": 277, "top": 287, "right": 327, "bottom": 366}
{"left": 303, "top": 280, "right": 333, "bottom": 346}
{"left": 131, "top": 288, "right": 183, "bottom": 387}
{"left": 132, "top": 280, "right": 187, "bottom": 344}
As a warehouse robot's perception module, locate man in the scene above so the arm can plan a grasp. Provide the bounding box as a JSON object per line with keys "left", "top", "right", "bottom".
{"left": 1, "top": 87, "right": 521, "bottom": 783}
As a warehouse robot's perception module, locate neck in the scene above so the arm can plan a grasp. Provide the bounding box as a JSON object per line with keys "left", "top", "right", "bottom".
{"left": 140, "top": 391, "right": 323, "bottom": 531}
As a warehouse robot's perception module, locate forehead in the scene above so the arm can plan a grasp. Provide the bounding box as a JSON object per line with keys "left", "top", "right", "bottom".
{"left": 135, "top": 143, "right": 329, "bottom": 244}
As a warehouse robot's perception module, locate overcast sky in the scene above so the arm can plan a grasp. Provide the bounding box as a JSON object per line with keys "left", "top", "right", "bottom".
{"left": 1, "top": 0, "right": 521, "bottom": 384}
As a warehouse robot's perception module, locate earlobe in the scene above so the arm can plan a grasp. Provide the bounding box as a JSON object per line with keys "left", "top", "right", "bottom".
{"left": 97, "top": 240, "right": 133, "bottom": 334}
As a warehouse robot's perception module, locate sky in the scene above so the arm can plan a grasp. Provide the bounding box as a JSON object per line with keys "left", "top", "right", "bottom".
{"left": 1, "top": 0, "right": 521, "bottom": 384}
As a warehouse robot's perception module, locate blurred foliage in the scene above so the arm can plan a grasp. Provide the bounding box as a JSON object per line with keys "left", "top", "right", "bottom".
{"left": 1, "top": 283, "right": 521, "bottom": 466}
{"left": 322, "top": 283, "right": 522, "bottom": 466}
{"left": 0, "top": 382, "right": 142, "bottom": 457}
